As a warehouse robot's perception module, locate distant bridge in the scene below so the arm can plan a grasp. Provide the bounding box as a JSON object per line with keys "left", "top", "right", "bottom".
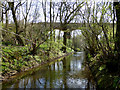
{"left": 36, "top": 22, "right": 113, "bottom": 32}
{"left": 37, "top": 22, "right": 85, "bottom": 31}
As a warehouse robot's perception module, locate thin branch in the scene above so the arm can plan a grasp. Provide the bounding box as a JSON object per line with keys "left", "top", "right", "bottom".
{"left": 15, "top": 2, "right": 25, "bottom": 11}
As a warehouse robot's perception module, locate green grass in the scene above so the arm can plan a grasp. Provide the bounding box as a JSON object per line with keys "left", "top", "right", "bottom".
{"left": 1, "top": 40, "right": 74, "bottom": 77}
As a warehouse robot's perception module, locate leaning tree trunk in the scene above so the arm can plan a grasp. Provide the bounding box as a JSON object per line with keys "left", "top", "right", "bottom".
{"left": 8, "top": 2, "right": 24, "bottom": 46}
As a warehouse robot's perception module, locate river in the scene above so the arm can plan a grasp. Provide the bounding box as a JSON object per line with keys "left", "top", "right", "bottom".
{"left": 3, "top": 52, "right": 96, "bottom": 89}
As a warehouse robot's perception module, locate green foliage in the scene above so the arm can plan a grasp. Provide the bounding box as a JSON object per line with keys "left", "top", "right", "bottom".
{"left": 86, "top": 50, "right": 120, "bottom": 88}
{"left": 99, "top": 65, "right": 106, "bottom": 71}
{"left": 2, "top": 46, "right": 28, "bottom": 74}
{"left": 39, "top": 43, "right": 49, "bottom": 50}
{"left": 82, "top": 1, "right": 120, "bottom": 88}
{"left": 88, "top": 53, "right": 91, "bottom": 59}
{"left": 113, "top": 76, "right": 120, "bottom": 88}
{"left": 2, "top": 37, "right": 72, "bottom": 77}
{"left": 66, "top": 47, "right": 73, "bottom": 52}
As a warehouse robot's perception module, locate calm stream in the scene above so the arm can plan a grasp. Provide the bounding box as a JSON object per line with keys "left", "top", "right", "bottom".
{"left": 3, "top": 52, "right": 96, "bottom": 89}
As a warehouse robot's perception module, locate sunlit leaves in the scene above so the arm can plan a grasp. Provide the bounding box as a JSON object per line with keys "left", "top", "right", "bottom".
{"left": 99, "top": 65, "right": 106, "bottom": 71}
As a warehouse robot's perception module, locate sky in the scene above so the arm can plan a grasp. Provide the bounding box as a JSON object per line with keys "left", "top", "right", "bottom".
{"left": 1, "top": 0, "right": 117, "bottom": 24}
{"left": 0, "top": 0, "right": 118, "bottom": 38}
{"left": 21, "top": 0, "right": 112, "bottom": 23}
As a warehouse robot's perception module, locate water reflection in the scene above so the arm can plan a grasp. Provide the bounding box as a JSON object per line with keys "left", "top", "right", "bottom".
{"left": 3, "top": 52, "right": 95, "bottom": 89}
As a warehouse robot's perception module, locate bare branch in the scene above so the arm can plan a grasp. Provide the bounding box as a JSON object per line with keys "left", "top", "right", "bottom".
{"left": 15, "top": 2, "right": 25, "bottom": 11}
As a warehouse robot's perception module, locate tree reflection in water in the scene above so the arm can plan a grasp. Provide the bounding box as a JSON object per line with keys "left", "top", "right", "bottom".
{"left": 3, "top": 52, "right": 96, "bottom": 89}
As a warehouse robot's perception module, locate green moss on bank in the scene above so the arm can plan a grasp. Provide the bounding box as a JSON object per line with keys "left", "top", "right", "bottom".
{"left": 1, "top": 41, "right": 74, "bottom": 80}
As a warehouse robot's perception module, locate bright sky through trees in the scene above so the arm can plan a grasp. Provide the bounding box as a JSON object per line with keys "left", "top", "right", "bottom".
{"left": 1, "top": 0, "right": 117, "bottom": 23}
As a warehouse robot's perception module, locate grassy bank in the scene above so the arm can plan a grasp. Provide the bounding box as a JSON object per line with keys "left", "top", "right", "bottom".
{"left": 1, "top": 41, "right": 74, "bottom": 81}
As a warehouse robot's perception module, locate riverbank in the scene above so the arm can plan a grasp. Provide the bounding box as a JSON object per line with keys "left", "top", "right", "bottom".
{"left": 84, "top": 51, "right": 120, "bottom": 88}
{"left": 1, "top": 43, "right": 74, "bottom": 82}
{"left": 2, "top": 52, "right": 96, "bottom": 88}
{"left": 2, "top": 52, "right": 73, "bottom": 87}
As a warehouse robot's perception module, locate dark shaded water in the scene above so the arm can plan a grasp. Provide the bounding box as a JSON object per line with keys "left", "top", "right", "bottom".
{"left": 3, "top": 52, "right": 96, "bottom": 89}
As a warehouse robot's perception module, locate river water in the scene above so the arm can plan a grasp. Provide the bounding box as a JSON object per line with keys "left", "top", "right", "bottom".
{"left": 3, "top": 52, "right": 96, "bottom": 89}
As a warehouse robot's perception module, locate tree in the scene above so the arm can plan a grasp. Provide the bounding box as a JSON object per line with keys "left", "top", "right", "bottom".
{"left": 22, "top": 0, "right": 32, "bottom": 41}
{"left": 52, "top": 2, "right": 55, "bottom": 41}
{"left": 79, "top": 1, "right": 114, "bottom": 56}
{"left": 1, "top": 2, "right": 8, "bottom": 39}
{"left": 58, "top": 1, "right": 84, "bottom": 53}
{"left": 1, "top": 5, "right": 3, "bottom": 24}
{"left": 27, "top": 1, "right": 49, "bottom": 55}
{"left": 8, "top": 1, "right": 24, "bottom": 46}
{"left": 0, "top": 1, "right": 2, "bottom": 48}
{"left": 114, "top": 1, "right": 120, "bottom": 54}
{"left": 49, "top": 1, "right": 52, "bottom": 51}
{"left": 42, "top": 0, "right": 47, "bottom": 27}
{"left": 114, "top": 1, "right": 120, "bottom": 72}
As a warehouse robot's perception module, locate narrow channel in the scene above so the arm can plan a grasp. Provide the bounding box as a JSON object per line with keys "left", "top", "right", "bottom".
{"left": 3, "top": 52, "right": 96, "bottom": 89}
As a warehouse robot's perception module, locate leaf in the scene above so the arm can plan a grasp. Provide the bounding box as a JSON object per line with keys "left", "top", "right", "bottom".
{"left": 99, "top": 65, "right": 106, "bottom": 71}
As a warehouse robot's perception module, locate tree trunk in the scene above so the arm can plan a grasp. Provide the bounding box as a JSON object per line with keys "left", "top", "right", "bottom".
{"left": 115, "top": 2, "right": 120, "bottom": 53}
{"left": 67, "top": 32, "right": 71, "bottom": 47}
{"left": 63, "top": 31, "right": 67, "bottom": 53}
{"left": 31, "top": 40, "right": 37, "bottom": 56}
{"left": 5, "top": 11, "right": 8, "bottom": 28}
{"left": 1, "top": 8, "right": 3, "bottom": 24}
{"left": 8, "top": 2, "right": 24, "bottom": 46}
{"left": 114, "top": 2, "right": 120, "bottom": 71}
{"left": 50, "top": 1, "right": 52, "bottom": 39}
{"left": 49, "top": 1, "right": 52, "bottom": 51}
{"left": 53, "top": 3, "right": 55, "bottom": 41}
{"left": 58, "top": 30, "right": 61, "bottom": 40}
{"left": 42, "top": 0, "right": 47, "bottom": 27}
